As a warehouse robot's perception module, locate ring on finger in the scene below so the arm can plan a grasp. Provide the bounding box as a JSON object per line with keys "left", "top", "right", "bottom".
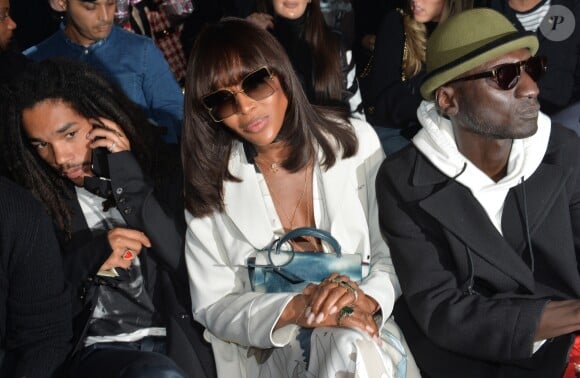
{"left": 330, "top": 277, "right": 350, "bottom": 286}
{"left": 122, "top": 249, "right": 134, "bottom": 260}
{"left": 328, "top": 277, "right": 341, "bottom": 285}
{"left": 108, "top": 141, "right": 117, "bottom": 152}
{"left": 337, "top": 305, "right": 354, "bottom": 327}
{"left": 338, "top": 281, "right": 357, "bottom": 294}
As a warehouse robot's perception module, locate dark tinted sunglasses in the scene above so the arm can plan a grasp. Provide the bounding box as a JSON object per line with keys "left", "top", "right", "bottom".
{"left": 446, "top": 56, "right": 547, "bottom": 90}
{"left": 201, "top": 66, "right": 276, "bottom": 122}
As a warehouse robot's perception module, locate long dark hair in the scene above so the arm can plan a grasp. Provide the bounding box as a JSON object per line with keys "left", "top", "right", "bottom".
{"left": 0, "top": 59, "right": 170, "bottom": 236}
{"left": 182, "top": 18, "right": 357, "bottom": 218}
{"left": 256, "top": 0, "right": 345, "bottom": 107}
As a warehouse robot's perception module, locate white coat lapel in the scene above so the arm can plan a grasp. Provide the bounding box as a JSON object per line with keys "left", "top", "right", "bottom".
{"left": 223, "top": 143, "right": 276, "bottom": 249}
{"left": 320, "top": 154, "right": 368, "bottom": 255}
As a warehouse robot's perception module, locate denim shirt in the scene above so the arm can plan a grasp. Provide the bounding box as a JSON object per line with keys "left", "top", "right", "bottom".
{"left": 24, "top": 25, "right": 183, "bottom": 144}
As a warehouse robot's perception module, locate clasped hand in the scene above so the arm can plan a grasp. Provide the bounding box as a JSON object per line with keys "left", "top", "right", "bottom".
{"left": 295, "top": 273, "right": 381, "bottom": 342}
{"left": 99, "top": 227, "right": 151, "bottom": 271}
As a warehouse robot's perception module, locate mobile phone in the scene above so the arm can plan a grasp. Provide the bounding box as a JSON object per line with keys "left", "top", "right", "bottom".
{"left": 91, "top": 146, "right": 111, "bottom": 178}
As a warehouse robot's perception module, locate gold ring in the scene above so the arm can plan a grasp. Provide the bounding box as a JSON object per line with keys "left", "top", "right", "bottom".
{"left": 337, "top": 306, "right": 354, "bottom": 327}
{"left": 339, "top": 281, "right": 356, "bottom": 292}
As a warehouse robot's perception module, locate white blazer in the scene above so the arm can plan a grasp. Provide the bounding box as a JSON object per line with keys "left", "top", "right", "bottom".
{"left": 185, "top": 118, "right": 401, "bottom": 375}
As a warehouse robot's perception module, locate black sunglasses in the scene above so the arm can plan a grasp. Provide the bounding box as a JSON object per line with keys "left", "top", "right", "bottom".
{"left": 201, "top": 66, "right": 276, "bottom": 122}
{"left": 446, "top": 55, "right": 547, "bottom": 90}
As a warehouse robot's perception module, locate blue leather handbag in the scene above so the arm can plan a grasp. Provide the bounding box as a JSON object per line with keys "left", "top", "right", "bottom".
{"left": 247, "top": 227, "right": 362, "bottom": 293}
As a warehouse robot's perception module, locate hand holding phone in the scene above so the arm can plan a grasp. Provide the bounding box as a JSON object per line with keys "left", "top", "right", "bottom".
{"left": 87, "top": 118, "right": 130, "bottom": 154}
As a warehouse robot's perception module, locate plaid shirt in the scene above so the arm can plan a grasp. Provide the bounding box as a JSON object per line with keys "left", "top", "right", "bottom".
{"left": 121, "top": 3, "right": 187, "bottom": 85}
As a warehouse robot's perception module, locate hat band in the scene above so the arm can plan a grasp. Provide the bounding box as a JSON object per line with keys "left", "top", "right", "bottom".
{"left": 423, "top": 31, "right": 537, "bottom": 86}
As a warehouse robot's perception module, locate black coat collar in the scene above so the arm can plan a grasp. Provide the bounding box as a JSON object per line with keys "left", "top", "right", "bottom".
{"left": 410, "top": 150, "right": 567, "bottom": 292}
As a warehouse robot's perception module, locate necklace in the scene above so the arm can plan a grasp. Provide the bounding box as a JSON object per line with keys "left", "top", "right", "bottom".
{"left": 255, "top": 156, "right": 281, "bottom": 174}
{"left": 259, "top": 163, "right": 310, "bottom": 230}
{"left": 260, "top": 163, "right": 322, "bottom": 251}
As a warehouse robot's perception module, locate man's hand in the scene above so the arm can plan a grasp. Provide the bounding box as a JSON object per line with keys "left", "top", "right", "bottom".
{"left": 87, "top": 118, "right": 131, "bottom": 153}
{"left": 246, "top": 12, "right": 274, "bottom": 30}
{"left": 99, "top": 227, "right": 151, "bottom": 271}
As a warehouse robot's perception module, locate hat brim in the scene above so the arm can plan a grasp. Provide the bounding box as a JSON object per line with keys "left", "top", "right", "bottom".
{"left": 420, "top": 32, "right": 539, "bottom": 100}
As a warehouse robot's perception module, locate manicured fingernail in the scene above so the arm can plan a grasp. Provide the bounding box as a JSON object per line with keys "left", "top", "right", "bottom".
{"left": 307, "top": 313, "right": 315, "bottom": 325}
{"left": 315, "top": 313, "right": 324, "bottom": 324}
{"left": 329, "top": 306, "right": 338, "bottom": 314}
{"left": 373, "top": 336, "right": 382, "bottom": 346}
{"left": 304, "top": 307, "right": 312, "bottom": 317}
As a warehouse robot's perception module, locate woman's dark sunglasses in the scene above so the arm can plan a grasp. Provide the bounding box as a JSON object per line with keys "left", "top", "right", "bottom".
{"left": 446, "top": 56, "right": 547, "bottom": 90}
{"left": 201, "top": 66, "right": 276, "bottom": 122}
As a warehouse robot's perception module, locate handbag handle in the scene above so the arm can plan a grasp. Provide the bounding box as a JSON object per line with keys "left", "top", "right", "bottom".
{"left": 264, "top": 227, "right": 342, "bottom": 269}
{"left": 274, "top": 227, "right": 341, "bottom": 256}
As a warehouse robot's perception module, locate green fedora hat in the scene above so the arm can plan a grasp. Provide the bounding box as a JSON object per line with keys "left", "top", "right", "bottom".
{"left": 420, "top": 8, "right": 539, "bottom": 100}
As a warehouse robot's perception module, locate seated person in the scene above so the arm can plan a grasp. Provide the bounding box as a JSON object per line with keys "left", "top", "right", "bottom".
{"left": 377, "top": 8, "right": 580, "bottom": 377}
{"left": 0, "top": 177, "right": 72, "bottom": 378}
{"left": 181, "top": 17, "right": 420, "bottom": 378}
{"left": 1, "top": 59, "right": 215, "bottom": 378}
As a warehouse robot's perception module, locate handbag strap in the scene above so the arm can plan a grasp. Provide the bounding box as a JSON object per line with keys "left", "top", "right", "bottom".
{"left": 275, "top": 227, "right": 341, "bottom": 257}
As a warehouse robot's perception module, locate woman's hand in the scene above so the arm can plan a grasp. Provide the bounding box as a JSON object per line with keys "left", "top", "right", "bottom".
{"left": 296, "top": 301, "right": 381, "bottom": 341}
{"left": 297, "top": 273, "right": 382, "bottom": 339}
{"left": 306, "top": 273, "right": 380, "bottom": 321}
{"left": 275, "top": 273, "right": 382, "bottom": 341}
{"left": 87, "top": 118, "right": 131, "bottom": 153}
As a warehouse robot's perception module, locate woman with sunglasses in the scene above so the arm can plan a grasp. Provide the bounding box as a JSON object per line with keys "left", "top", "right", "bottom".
{"left": 182, "top": 18, "right": 419, "bottom": 378}
{"left": 365, "top": 0, "right": 472, "bottom": 154}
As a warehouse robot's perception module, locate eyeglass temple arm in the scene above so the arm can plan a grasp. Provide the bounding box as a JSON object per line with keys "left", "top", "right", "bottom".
{"left": 445, "top": 70, "right": 496, "bottom": 85}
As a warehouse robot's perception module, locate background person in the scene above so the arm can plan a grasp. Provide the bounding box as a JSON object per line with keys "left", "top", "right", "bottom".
{"left": 365, "top": 0, "right": 472, "bottom": 155}
{"left": 247, "top": 0, "right": 364, "bottom": 117}
{"left": 0, "top": 0, "right": 27, "bottom": 179}
{"left": 481, "top": 0, "right": 580, "bottom": 116}
{"left": 24, "top": 0, "right": 184, "bottom": 145}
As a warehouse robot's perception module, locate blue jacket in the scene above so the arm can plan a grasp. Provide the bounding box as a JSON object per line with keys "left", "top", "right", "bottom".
{"left": 24, "top": 25, "right": 183, "bottom": 144}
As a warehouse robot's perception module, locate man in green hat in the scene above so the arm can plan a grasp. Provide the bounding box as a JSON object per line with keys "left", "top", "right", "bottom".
{"left": 376, "top": 7, "right": 580, "bottom": 377}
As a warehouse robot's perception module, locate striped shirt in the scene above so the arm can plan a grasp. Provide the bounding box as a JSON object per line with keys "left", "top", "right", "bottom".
{"left": 515, "top": 0, "right": 551, "bottom": 32}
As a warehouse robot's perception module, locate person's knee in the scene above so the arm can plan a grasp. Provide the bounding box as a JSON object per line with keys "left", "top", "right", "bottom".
{"left": 119, "top": 353, "right": 187, "bottom": 378}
